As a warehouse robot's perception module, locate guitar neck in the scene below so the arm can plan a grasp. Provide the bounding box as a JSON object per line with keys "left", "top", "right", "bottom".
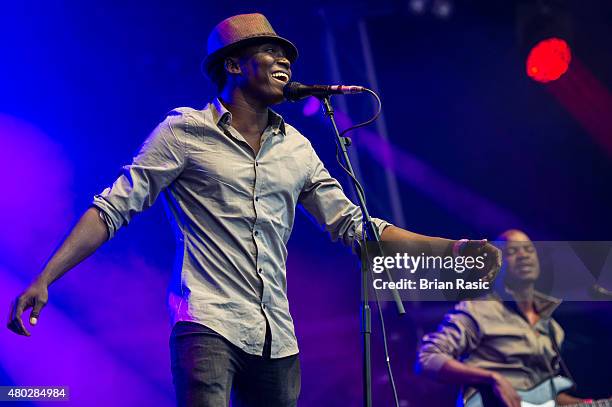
{"left": 565, "top": 400, "right": 612, "bottom": 407}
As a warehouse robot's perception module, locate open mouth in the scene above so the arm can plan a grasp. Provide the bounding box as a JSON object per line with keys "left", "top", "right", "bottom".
{"left": 271, "top": 71, "right": 290, "bottom": 84}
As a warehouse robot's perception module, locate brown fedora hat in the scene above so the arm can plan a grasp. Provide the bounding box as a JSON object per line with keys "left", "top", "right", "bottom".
{"left": 202, "top": 13, "right": 298, "bottom": 77}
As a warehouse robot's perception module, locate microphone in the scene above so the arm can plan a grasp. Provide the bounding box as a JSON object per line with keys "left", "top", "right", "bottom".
{"left": 283, "top": 81, "right": 365, "bottom": 101}
{"left": 589, "top": 284, "right": 612, "bottom": 300}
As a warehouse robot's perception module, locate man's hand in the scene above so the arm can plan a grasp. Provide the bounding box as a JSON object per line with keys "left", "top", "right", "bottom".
{"left": 491, "top": 372, "right": 522, "bottom": 407}
{"left": 458, "top": 239, "right": 502, "bottom": 283}
{"left": 6, "top": 207, "right": 109, "bottom": 337}
{"left": 7, "top": 279, "right": 49, "bottom": 336}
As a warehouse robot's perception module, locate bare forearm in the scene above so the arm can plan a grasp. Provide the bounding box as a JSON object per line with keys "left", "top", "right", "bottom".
{"left": 381, "top": 225, "right": 452, "bottom": 243}
{"left": 379, "top": 226, "right": 501, "bottom": 278}
{"left": 436, "top": 359, "right": 496, "bottom": 386}
{"left": 380, "top": 225, "right": 455, "bottom": 255}
{"left": 437, "top": 360, "right": 522, "bottom": 407}
{"left": 8, "top": 207, "right": 110, "bottom": 336}
{"left": 37, "top": 207, "right": 109, "bottom": 286}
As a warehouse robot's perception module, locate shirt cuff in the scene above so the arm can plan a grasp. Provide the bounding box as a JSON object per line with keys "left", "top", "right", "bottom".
{"left": 353, "top": 217, "right": 393, "bottom": 254}
{"left": 91, "top": 193, "right": 124, "bottom": 240}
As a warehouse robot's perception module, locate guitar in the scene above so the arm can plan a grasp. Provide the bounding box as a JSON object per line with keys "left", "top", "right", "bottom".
{"left": 464, "top": 376, "right": 612, "bottom": 407}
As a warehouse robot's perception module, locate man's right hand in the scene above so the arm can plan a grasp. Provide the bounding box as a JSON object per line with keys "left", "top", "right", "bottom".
{"left": 7, "top": 279, "right": 49, "bottom": 336}
{"left": 6, "top": 207, "right": 109, "bottom": 337}
{"left": 491, "top": 372, "right": 522, "bottom": 407}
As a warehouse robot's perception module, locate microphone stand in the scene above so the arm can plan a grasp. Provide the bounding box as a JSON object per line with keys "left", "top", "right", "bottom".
{"left": 319, "top": 95, "right": 405, "bottom": 407}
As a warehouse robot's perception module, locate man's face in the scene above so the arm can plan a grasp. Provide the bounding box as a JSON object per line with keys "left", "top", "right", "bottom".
{"left": 230, "top": 42, "right": 292, "bottom": 105}
{"left": 502, "top": 231, "right": 540, "bottom": 286}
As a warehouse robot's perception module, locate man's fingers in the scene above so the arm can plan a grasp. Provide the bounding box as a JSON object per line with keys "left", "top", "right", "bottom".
{"left": 7, "top": 297, "right": 31, "bottom": 336}
{"left": 478, "top": 243, "right": 501, "bottom": 283}
{"left": 7, "top": 300, "right": 14, "bottom": 326}
{"left": 464, "top": 239, "right": 488, "bottom": 255}
{"left": 488, "top": 244, "right": 502, "bottom": 265}
{"left": 14, "top": 296, "right": 28, "bottom": 320}
{"left": 6, "top": 301, "right": 17, "bottom": 332}
{"left": 7, "top": 314, "right": 30, "bottom": 336}
{"left": 481, "top": 242, "right": 501, "bottom": 264}
{"left": 502, "top": 393, "right": 521, "bottom": 407}
{"left": 511, "top": 389, "right": 522, "bottom": 407}
{"left": 15, "top": 297, "right": 31, "bottom": 336}
{"left": 30, "top": 298, "right": 46, "bottom": 326}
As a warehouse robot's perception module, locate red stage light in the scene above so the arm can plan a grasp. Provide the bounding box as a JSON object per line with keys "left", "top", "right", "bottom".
{"left": 526, "top": 37, "right": 571, "bottom": 83}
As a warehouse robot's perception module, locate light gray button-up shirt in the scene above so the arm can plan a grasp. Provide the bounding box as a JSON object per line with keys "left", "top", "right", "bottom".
{"left": 417, "top": 291, "right": 564, "bottom": 398}
{"left": 92, "top": 99, "right": 391, "bottom": 358}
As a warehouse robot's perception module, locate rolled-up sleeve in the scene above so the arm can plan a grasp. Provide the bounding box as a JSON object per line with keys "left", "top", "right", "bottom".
{"left": 416, "top": 302, "right": 482, "bottom": 375}
{"left": 298, "top": 141, "right": 391, "bottom": 248}
{"left": 92, "top": 110, "right": 188, "bottom": 239}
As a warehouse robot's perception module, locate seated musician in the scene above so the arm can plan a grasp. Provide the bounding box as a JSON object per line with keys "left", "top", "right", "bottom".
{"left": 416, "top": 229, "right": 597, "bottom": 407}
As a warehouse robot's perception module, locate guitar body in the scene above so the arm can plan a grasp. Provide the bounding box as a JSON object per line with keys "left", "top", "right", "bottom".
{"left": 464, "top": 376, "right": 574, "bottom": 407}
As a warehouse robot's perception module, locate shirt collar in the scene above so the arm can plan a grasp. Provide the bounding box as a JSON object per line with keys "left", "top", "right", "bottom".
{"left": 212, "top": 97, "right": 232, "bottom": 128}
{"left": 531, "top": 290, "right": 562, "bottom": 318}
{"left": 497, "top": 288, "right": 562, "bottom": 319}
{"left": 211, "top": 98, "right": 286, "bottom": 137}
{"left": 267, "top": 108, "right": 287, "bottom": 137}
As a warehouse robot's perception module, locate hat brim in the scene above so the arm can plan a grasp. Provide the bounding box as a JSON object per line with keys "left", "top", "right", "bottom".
{"left": 201, "top": 35, "right": 298, "bottom": 78}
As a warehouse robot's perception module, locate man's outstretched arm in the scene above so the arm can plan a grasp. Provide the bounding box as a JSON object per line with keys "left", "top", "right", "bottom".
{"left": 7, "top": 207, "right": 108, "bottom": 336}
{"left": 7, "top": 110, "right": 190, "bottom": 337}
{"left": 380, "top": 225, "right": 455, "bottom": 250}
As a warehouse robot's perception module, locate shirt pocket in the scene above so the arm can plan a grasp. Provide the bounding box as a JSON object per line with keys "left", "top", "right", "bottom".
{"left": 184, "top": 143, "right": 246, "bottom": 209}
{"left": 270, "top": 151, "right": 308, "bottom": 194}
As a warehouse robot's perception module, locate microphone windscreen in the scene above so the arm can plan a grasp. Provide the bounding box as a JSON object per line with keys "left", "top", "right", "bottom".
{"left": 283, "top": 81, "right": 305, "bottom": 101}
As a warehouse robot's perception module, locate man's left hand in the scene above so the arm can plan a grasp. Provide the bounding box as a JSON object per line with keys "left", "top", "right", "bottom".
{"left": 457, "top": 239, "right": 502, "bottom": 283}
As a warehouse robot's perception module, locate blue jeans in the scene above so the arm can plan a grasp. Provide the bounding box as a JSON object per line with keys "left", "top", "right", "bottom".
{"left": 170, "top": 322, "right": 301, "bottom": 407}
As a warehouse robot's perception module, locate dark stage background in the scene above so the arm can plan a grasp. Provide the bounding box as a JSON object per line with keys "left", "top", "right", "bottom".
{"left": 1, "top": 0, "right": 611, "bottom": 405}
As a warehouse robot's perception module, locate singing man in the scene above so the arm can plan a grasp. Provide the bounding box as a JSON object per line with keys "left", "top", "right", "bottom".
{"left": 8, "top": 13, "right": 500, "bottom": 407}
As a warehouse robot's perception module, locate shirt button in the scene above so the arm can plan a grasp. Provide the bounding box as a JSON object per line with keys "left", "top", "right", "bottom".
{"left": 258, "top": 268, "right": 263, "bottom": 274}
{"left": 255, "top": 196, "right": 259, "bottom": 201}
{"left": 254, "top": 231, "right": 259, "bottom": 236}
{"left": 255, "top": 161, "right": 259, "bottom": 167}
{"left": 262, "top": 303, "right": 266, "bottom": 309}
